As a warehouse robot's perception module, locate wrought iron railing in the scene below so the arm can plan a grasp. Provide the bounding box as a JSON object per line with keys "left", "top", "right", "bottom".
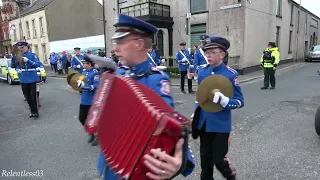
{"left": 120, "top": 2, "right": 170, "bottom": 17}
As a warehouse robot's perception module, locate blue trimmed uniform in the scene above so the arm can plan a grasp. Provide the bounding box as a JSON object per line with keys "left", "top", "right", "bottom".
{"left": 193, "top": 36, "right": 244, "bottom": 180}
{"left": 15, "top": 41, "right": 41, "bottom": 118}
{"left": 97, "top": 13, "right": 195, "bottom": 180}
{"left": 176, "top": 42, "right": 193, "bottom": 93}
{"left": 71, "top": 47, "right": 84, "bottom": 73}
{"left": 148, "top": 50, "right": 160, "bottom": 66}
{"left": 193, "top": 35, "right": 209, "bottom": 70}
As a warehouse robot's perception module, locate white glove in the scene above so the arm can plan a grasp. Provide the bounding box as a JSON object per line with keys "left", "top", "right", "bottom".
{"left": 23, "top": 57, "right": 29, "bottom": 62}
{"left": 161, "top": 59, "right": 165, "bottom": 63}
{"left": 76, "top": 65, "right": 81, "bottom": 68}
{"left": 189, "top": 65, "right": 194, "bottom": 68}
{"left": 17, "top": 69, "right": 22, "bottom": 73}
{"left": 77, "top": 80, "right": 85, "bottom": 88}
{"left": 182, "top": 58, "right": 188, "bottom": 63}
{"left": 213, "top": 91, "right": 229, "bottom": 108}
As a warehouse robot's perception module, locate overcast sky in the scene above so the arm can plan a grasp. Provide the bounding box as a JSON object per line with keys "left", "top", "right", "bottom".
{"left": 95, "top": 0, "right": 320, "bottom": 17}
{"left": 293, "top": 0, "right": 320, "bottom": 17}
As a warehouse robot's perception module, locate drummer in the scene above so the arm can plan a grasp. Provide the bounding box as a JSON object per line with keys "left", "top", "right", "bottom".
{"left": 147, "top": 47, "right": 160, "bottom": 66}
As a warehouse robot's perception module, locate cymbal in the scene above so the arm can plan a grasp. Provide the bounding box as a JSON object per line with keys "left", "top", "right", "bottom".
{"left": 69, "top": 73, "right": 88, "bottom": 91}
{"left": 196, "top": 75, "right": 234, "bottom": 112}
{"left": 67, "top": 72, "right": 77, "bottom": 85}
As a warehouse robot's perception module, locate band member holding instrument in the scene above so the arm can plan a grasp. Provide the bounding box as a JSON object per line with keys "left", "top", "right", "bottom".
{"left": 76, "top": 55, "right": 100, "bottom": 146}
{"left": 176, "top": 42, "right": 194, "bottom": 94}
{"left": 15, "top": 41, "right": 42, "bottom": 118}
{"left": 71, "top": 47, "right": 84, "bottom": 73}
{"left": 147, "top": 47, "right": 161, "bottom": 66}
{"left": 194, "top": 35, "right": 210, "bottom": 69}
{"left": 193, "top": 36, "right": 244, "bottom": 180}
{"left": 97, "top": 14, "right": 195, "bottom": 180}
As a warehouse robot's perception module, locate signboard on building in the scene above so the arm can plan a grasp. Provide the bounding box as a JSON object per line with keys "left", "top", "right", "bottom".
{"left": 49, "top": 35, "right": 105, "bottom": 55}
{"left": 220, "top": 3, "right": 242, "bottom": 10}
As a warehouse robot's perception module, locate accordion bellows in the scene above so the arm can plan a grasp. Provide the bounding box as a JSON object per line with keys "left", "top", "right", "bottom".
{"left": 85, "top": 73, "right": 191, "bottom": 180}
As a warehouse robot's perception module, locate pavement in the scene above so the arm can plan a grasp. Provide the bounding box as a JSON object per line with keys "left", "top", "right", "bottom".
{"left": 1, "top": 62, "right": 320, "bottom": 180}
{"left": 46, "top": 62, "right": 306, "bottom": 87}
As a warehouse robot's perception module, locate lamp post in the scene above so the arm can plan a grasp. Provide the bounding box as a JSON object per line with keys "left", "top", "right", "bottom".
{"left": 102, "top": 0, "right": 107, "bottom": 54}
{"left": 186, "top": 0, "right": 191, "bottom": 53}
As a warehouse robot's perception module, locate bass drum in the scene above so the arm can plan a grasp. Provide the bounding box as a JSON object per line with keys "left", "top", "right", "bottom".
{"left": 156, "top": 66, "right": 167, "bottom": 72}
{"left": 315, "top": 106, "right": 320, "bottom": 136}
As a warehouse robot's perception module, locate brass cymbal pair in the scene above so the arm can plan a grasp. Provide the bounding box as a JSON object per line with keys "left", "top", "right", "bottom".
{"left": 196, "top": 75, "right": 234, "bottom": 112}
{"left": 66, "top": 72, "right": 88, "bottom": 91}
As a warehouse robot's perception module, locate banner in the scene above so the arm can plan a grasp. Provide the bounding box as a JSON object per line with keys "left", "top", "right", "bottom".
{"left": 49, "top": 35, "right": 105, "bottom": 56}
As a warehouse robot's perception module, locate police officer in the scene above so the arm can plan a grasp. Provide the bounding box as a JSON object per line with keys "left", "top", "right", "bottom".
{"left": 193, "top": 36, "right": 244, "bottom": 180}
{"left": 176, "top": 42, "right": 193, "bottom": 93}
{"left": 97, "top": 13, "right": 195, "bottom": 180}
{"left": 260, "top": 42, "right": 280, "bottom": 90}
{"left": 15, "top": 41, "right": 42, "bottom": 118}
{"left": 71, "top": 47, "right": 84, "bottom": 73}
{"left": 76, "top": 55, "right": 100, "bottom": 145}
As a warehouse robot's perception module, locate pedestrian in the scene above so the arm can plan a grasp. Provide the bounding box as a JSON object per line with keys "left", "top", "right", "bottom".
{"left": 57, "top": 59, "right": 63, "bottom": 74}
{"left": 176, "top": 42, "right": 194, "bottom": 94}
{"left": 193, "top": 36, "right": 244, "bottom": 180}
{"left": 96, "top": 13, "right": 195, "bottom": 180}
{"left": 15, "top": 41, "right": 42, "bottom": 118}
{"left": 76, "top": 55, "right": 100, "bottom": 145}
{"left": 260, "top": 42, "right": 280, "bottom": 90}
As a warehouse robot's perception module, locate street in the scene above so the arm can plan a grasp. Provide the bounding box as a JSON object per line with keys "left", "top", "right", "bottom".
{"left": 1, "top": 62, "right": 320, "bottom": 180}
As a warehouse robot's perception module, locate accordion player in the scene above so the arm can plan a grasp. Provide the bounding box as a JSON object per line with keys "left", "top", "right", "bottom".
{"left": 87, "top": 14, "right": 195, "bottom": 180}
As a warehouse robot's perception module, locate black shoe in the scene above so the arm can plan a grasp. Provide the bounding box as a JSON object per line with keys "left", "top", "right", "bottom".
{"left": 91, "top": 136, "right": 99, "bottom": 146}
{"left": 188, "top": 90, "right": 195, "bottom": 94}
{"left": 29, "top": 113, "right": 34, "bottom": 118}
{"left": 88, "top": 135, "right": 95, "bottom": 143}
{"left": 33, "top": 113, "right": 39, "bottom": 118}
{"left": 261, "top": 87, "right": 268, "bottom": 90}
{"left": 181, "top": 90, "right": 186, "bottom": 94}
{"left": 270, "top": 87, "right": 275, "bottom": 89}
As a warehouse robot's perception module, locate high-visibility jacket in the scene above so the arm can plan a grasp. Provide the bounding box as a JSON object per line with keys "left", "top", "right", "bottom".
{"left": 260, "top": 47, "right": 280, "bottom": 68}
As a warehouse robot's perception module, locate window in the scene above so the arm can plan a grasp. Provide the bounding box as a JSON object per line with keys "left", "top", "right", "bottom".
{"left": 25, "top": 21, "right": 30, "bottom": 39}
{"left": 191, "top": 24, "right": 206, "bottom": 48}
{"left": 276, "top": 0, "right": 282, "bottom": 16}
{"left": 297, "top": 10, "right": 300, "bottom": 32}
{"left": 190, "top": 0, "right": 206, "bottom": 13}
{"left": 290, "top": 4, "right": 294, "bottom": 25}
{"left": 311, "top": 18, "right": 318, "bottom": 28}
{"left": 32, "top": 19, "right": 37, "bottom": 37}
{"left": 42, "top": 44, "right": 47, "bottom": 63}
{"left": 34, "top": 44, "right": 39, "bottom": 55}
{"left": 2, "top": 28, "right": 7, "bottom": 40}
{"left": 39, "top": 17, "right": 44, "bottom": 36}
{"left": 275, "top": 26, "right": 280, "bottom": 47}
{"left": 288, "top": 31, "right": 292, "bottom": 53}
{"left": 19, "top": 23, "right": 23, "bottom": 40}
{"left": 13, "top": 28, "right": 17, "bottom": 41}
{"left": 305, "top": 14, "right": 307, "bottom": 34}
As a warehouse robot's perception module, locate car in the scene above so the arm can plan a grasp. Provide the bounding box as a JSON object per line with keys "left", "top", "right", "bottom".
{"left": 315, "top": 106, "right": 320, "bottom": 136}
{"left": 37, "top": 66, "right": 47, "bottom": 82}
{"left": 305, "top": 45, "right": 320, "bottom": 62}
{"left": 0, "top": 58, "right": 19, "bottom": 85}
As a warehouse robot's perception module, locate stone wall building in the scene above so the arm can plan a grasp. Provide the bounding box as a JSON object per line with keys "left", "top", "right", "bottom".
{"left": 103, "top": 0, "right": 320, "bottom": 74}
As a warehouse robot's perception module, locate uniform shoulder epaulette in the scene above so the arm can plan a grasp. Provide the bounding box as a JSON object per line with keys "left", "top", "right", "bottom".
{"left": 226, "top": 66, "right": 238, "bottom": 75}
{"left": 119, "top": 65, "right": 129, "bottom": 70}
{"left": 150, "top": 66, "right": 163, "bottom": 75}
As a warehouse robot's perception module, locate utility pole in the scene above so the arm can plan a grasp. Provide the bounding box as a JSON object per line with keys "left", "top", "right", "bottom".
{"left": 186, "top": 0, "right": 191, "bottom": 53}
{"left": 102, "top": 0, "right": 107, "bottom": 55}
{"left": 295, "top": 0, "right": 302, "bottom": 62}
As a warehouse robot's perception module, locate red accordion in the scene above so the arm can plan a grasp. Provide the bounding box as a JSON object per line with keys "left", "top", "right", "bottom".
{"left": 85, "top": 73, "right": 191, "bottom": 180}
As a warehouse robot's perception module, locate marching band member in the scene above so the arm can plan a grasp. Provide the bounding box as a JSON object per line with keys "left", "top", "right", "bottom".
{"left": 147, "top": 47, "right": 160, "bottom": 66}
{"left": 76, "top": 55, "right": 100, "bottom": 146}
{"left": 193, "top": 36, "right": 244, "bottom": 180}
{"left": 71, "top": 47, "right": 84, "bottom": 73}
{"left": 193, "top": 35, "right": 210, "bottom": 70}
{"left": 15, "top": 41, "right": 42, "bottom": 118}
{"left": 97, "top": 14, "right": 195, "bottom": 180}
{"left": 176, "top": 42, "right": 194, "bottom": 94}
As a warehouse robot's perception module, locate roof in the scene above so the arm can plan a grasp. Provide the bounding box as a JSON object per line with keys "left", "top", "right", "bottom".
{"left": 20, "top": 0, "right": 55, "bottom": 16}
{"left": 288, "top": 0, "right": 320, "bottom": 20}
